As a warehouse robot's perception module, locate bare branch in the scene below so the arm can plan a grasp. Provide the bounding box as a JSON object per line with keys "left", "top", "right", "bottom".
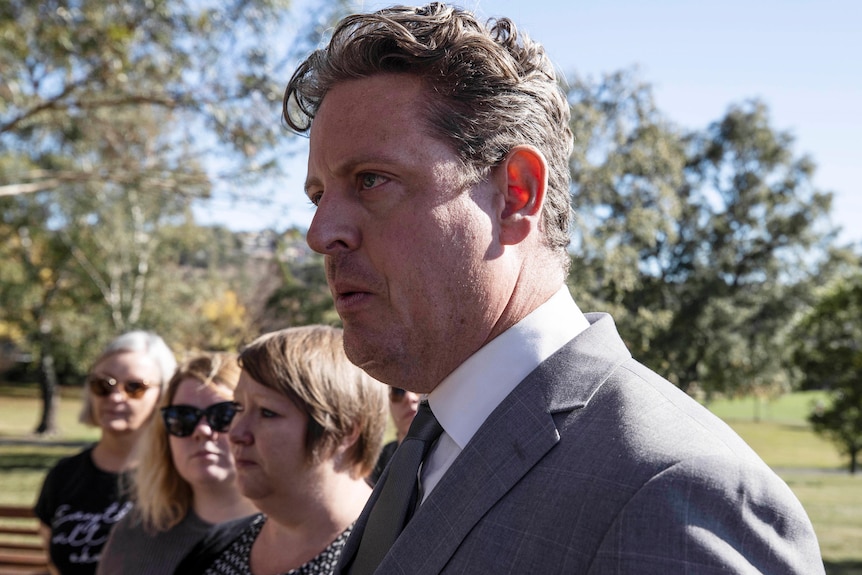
{"left": 0, "top": 168, "right": 211, "bottom": 197}
{"left": 0, "top": 180, "right": 62, "bottom": 197}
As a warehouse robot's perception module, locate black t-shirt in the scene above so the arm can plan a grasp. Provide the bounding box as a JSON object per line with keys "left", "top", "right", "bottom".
{"left": 34, "top": 446, "right": 132, "bottom": 575}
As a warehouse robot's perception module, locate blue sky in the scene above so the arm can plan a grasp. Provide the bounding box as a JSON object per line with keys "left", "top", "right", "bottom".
{"left": 196, "top": 0, "right": 861, "bottom": 245}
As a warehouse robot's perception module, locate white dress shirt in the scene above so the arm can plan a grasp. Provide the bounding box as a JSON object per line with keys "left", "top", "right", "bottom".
{"left": 421, "top": 286, "right": 590, "bottom": 501}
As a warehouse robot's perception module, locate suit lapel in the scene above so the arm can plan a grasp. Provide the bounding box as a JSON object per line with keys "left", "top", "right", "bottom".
{"left": 339, "top": 313, "right": 632, "bottom": 574}
{"left": 380, "top": 370, "right": 559, "bottom": 574}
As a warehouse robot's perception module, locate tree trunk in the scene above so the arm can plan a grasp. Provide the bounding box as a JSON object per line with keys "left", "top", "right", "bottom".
{"left": 34, "top": 322, "right": 59, "bottom": 435}
{"left": 35, "top": 353, "right": 59, "bottom": 435}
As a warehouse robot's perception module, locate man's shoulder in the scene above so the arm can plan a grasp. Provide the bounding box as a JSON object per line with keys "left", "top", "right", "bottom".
{"left": 554, "top": 352, "right": 743, "bottom": 447}
{"left": 507, "top": 329, "right": 757, "bottom": 474}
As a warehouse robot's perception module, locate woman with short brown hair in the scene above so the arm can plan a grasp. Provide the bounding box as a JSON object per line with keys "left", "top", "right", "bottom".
{"left": 176, "top": 325, "right": 387, "bottom": 575}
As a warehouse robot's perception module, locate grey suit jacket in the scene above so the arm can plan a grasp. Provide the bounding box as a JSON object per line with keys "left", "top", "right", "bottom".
{"left": 338, "top": 313, "right": 824, "bottom": 574}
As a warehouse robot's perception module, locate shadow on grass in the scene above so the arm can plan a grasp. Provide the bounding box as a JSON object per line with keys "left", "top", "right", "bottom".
{"left": 0, "top": 448, "right": 80, "bottom": 471}
{"left": 826, "top": 561, "right": 862, "bottom": 575}
{"left": 0, "top": 452, "right": 67, "bottom": 471}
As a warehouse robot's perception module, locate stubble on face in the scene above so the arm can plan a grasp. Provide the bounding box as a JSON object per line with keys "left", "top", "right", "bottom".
{"left": 309, "top": 75, "right": 508, "bottom": 393}
{"left": 334, "top": 185, "right": 502, "bottom": 393}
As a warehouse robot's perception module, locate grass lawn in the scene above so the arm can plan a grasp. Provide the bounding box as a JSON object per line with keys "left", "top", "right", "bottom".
{"left": 705, "top": 391, "right": 862, "bottom": 573}
{"left": 0, "top": 383, "right": 99, "bottom": 508}
{"left": 704, "top": 390, "right": 826, "bottom": 424}
{"left": 0, "top": 383, "right": 100, "bottom": 442}
{"left": 1, "top": 384, "right": 859, "bottom": 573}
{"left": 729, "top": 420, "right": 844, "bottom": 469}
{"left": 784, "top": 471, "right": 862, "bottom": 573}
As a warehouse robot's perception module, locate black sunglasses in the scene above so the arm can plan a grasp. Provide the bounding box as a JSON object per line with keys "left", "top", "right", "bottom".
{"left": 161, "top": 401, "right": 237, "bottom": 437}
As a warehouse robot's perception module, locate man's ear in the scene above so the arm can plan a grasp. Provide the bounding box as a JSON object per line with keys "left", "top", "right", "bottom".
{"left": 499, "top": 145, "right": 547, "bottom": 246}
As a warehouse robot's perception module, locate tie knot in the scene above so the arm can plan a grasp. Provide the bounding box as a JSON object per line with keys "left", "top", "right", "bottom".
{"left": 405, "top": 401, "right": 444, "bottom": 444}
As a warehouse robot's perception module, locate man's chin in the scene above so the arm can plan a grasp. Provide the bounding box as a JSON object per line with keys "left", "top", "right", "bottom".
{"left": 342, "top": 329, "right": 371, "bottom": 360}
{"left": 343, "top": 327, "right": 419, "bottom": 385}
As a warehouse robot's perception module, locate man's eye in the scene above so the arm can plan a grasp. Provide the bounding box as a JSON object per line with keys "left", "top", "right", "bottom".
{"left": 308, "top": 191, "right": 323, "bottom": 206}
{"left": 359, "top": 173, "right": 387, "bottom": 189}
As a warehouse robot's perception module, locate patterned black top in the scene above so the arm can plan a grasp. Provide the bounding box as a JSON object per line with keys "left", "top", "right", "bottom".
{"left": 204, "top": 514, "right": 352, "bottom": 575}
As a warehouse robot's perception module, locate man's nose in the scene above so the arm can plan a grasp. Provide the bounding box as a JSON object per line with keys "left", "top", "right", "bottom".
{"left": 306, "top": 191, "right": 360, "bottom": 255}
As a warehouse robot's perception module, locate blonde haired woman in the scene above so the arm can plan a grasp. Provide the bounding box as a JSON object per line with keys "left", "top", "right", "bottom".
{"left": 35, "top": 330, "right": 176, "bottom": 575}
{"left": 98, "top": 353, "right": 255, "bottom": 574}
{"left": 175, "top": 325, "right": 388, "bottom": 575}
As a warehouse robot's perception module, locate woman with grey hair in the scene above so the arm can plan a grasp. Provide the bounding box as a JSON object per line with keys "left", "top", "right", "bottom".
{"left": 34, "top": 330, "right": 176, "bottom": 575}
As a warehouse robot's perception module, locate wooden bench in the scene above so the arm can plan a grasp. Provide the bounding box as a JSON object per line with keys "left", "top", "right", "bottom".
{"left": 0, "top": 505, "right": 48, "bottom": 575}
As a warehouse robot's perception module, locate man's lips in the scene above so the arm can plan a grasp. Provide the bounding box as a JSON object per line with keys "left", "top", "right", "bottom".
{"left": 331, "top": 281, "right": 374, "bottom": 312}
{"left": 331, "top": 277, "right": 372, "bottom": 296}
{"left": 335, "top": 291, "right": 371, "bottom": 308}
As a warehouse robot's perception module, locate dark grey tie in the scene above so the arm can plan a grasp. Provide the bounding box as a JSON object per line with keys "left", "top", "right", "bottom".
{"left": 351, "top": 401, "right": 443, "bottom": 574}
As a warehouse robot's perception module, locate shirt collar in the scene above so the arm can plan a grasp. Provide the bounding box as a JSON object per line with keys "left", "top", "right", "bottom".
{"left": 428, "top": 286, "right": 589, "bottom": 449}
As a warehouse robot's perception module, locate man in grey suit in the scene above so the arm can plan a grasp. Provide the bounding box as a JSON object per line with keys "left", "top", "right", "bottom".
{"left": 282, "top": 3, "right": 824, "bottom": 573}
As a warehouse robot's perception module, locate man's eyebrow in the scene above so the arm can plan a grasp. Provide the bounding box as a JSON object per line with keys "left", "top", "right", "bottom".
{"left": 304, "top": 153, "right": 402, "bottom": 194}
{"left": 304, "top": 177, "right": 321, "bottom": 196}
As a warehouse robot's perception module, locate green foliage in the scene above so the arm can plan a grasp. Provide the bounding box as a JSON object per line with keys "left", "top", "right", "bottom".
{"left": 0, "top": 0, "right": 347, "bottom": 409}
{"left": 264, "top": 253, "right": 338, "bottom": 330}
{"left": 565, "top": 69, "right": 847, "bottom": 398}
{"left": 792, "top": 275, "right": 862, "bottom": 473}
{"left": 0, "top": 0, "right": 298, "bottom": 199}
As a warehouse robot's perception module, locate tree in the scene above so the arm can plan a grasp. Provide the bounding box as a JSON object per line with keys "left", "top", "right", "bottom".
{"left": 230, "top": 228, "right": 337, "bottom": 333}
{"left": 0, "top": 0, "right": 351, "bottom": 433}
{"left": 0, "top": 0, "right": 301, "bottom": 201}
{"left": 263, "top": 254, "right": 337, "bottom": 330}
{"left": 565, "top": 70, "right": 842, "bottom": 398}
{"left": 565, "top": 69, "right": 685, "bottom": 361}
{"left": 792, "top": 275, "right": 862, "bottom": 473}
{"left": 0, "top": 96, "right": 205, "bottom": 436}
{"left": 0, "top": 194, "right": 72, "bottom": 433}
